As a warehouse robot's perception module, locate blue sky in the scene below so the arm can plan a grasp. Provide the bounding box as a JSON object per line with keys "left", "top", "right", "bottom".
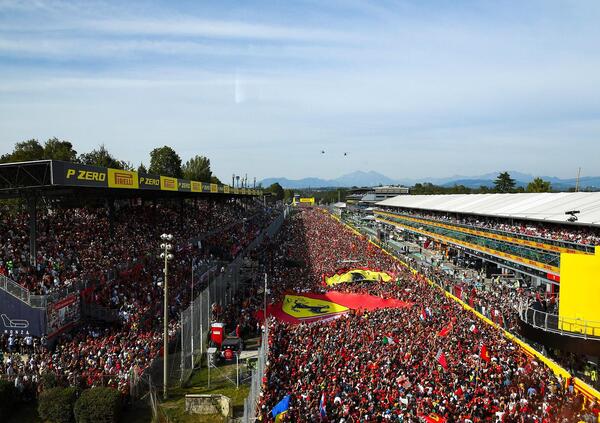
{"left": 1, "top": 0, "right": 599, "bottom": 181}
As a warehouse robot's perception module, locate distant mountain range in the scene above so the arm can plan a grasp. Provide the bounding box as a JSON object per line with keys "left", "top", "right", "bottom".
{"left": 260, "top": 170, "right": 600, "bottom": 190}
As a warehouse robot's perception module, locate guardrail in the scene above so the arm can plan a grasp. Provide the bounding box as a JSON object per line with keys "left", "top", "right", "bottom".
{"left": 0, "top": 274, "right": 89, "bottom": 309}
{"left": 0, "top": 274, "right": 33, "bottom": 306}
{"left": 519, "top": 304, "right": 600, "bottom": 339}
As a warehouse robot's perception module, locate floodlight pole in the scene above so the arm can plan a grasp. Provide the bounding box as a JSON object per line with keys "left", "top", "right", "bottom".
{"left": 163, "top": 247, "right": 169, "bottom": 399}
{"left": 160, "top": 234, "right": 174, "bottom": 400}
{"left": 191, "top": 262, "right": 194, "bottom": 367}
{"left": 264, "top": 273, "right": 267, "bottom": 323}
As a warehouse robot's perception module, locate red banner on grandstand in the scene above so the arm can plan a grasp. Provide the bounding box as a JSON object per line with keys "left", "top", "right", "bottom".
{"left": 47, "top": 294, "right": 81, "bottom": 338}
{"left": 259, "top": 291, "right": 411, "bottom": 324}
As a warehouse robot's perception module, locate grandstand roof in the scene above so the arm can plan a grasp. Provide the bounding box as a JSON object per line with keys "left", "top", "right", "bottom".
{"left": 377, "top": 192, "right": 600, "bottom": 226}
{"left": 0, "top": 159, "right": 261, "bottom": 200}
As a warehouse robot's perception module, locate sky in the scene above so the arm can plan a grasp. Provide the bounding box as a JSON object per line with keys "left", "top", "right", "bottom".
{"left": 1, "top": 0, "right": 599, "bottom": 182}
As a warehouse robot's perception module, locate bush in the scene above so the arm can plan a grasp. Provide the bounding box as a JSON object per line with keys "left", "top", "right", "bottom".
{"left": 38, "top": 386, "right": 77, "bottom": 423}
{"left": 39, "top": 371, "right": 60, "bottom": 390}
{"left": 74, "top": 387, "right": 122, "bottom": 423}
{"left": 0, "top": 379, "right": 17, "bottom": 418}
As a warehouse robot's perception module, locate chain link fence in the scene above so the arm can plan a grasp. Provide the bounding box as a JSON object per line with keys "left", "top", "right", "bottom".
{"left": 242, "top": 321, "right": 269, "bottom": 423}
{"left": 180, "top": 209, "right": 287, "bottom": 384}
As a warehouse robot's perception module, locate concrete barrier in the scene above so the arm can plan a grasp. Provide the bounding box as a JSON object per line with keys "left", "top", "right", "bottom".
{"left": 185, "top": 394, "right": 232, "bottom": 419}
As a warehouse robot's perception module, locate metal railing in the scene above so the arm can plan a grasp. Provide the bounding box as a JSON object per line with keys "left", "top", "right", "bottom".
{"left": 0, "top": 274, "right": 35, "bottom": 306}
{"left": 378, "top": 209, "right": 595, "bottom": 254}
{"left": 0, "top": 273, "right": 90, "bottom": 309}
{"left": 518, "top": 304, "right": 600, "bottom": 339}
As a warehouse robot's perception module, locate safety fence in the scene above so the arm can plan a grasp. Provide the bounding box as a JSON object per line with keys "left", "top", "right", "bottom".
{"left": 518, "top": 304, "right": 600, "bottom": 339}
{"left": 241, "top": 321, "right": 270, "bottom": 423}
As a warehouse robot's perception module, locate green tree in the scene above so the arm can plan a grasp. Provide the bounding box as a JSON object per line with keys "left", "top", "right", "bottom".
{"left": 79, "top": 144, "right": 127, "bottom": 169}
{"left": 137, "top": 163, "right": 147, "bottom": 174}
{"left": 43, "top": 138, "right": 78, "bottom": 161}
{"left": 7, "top": 139, "right": 45, "bottom": 162}
{"left": 182, "top": 155, "right": 212, "bottom": 181}
{"left": 283, "top": 189, "right": 295, "bottom": 201}
{"left": 148, "top": 146, "right": 182, "bottom": 178}
{"left": 268, "top": 182, "right": 284, "bottom": 200}
{"left": 210, "top": 175, "right": 221, "bottom": 184}
{"left": 448, "top": 184, "right": 472, "bottom": 194}
{"left": 493, "top": 172, "right": 516, "bottom": 193}
{"left": 526, "top": 177, "right": 551, "bottom": 193}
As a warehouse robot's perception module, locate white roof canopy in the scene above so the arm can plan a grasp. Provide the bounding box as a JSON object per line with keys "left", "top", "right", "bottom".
{"left": 377, "top": 192, "right": 600, "bottom": 227}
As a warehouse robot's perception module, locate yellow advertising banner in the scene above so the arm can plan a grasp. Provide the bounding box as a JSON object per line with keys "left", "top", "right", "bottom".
{"left": 210, "top": 183, "right": 218, "bottom": 193}
{"left": 160, "top": 176, "right": 178, "bottom": 191}
{"left": 107, "top": 169, "right": 139, "bottom": 189}
{"left": 559, "top": 247, "right": 600, "bottom": 335}
{"left": 191, "top": 181, "right": 203, "bottom": 193}
{"left": 224, "top": 185, "right": 230, "bottom": 194}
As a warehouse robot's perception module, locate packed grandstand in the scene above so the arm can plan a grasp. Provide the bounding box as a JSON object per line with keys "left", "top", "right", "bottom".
{"left": 0, "top": 199, "right": 279, "bottom": 394}
{"left": 2, "top": 187, "right": 600, "bottom": 422}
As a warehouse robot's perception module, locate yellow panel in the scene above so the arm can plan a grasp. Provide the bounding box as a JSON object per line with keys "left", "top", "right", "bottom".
{"left": 160, "top": 176, "right": 178, "bottom": 191}
{"left": 559, "top": 246, "right": 600, "bottom": 335}
{"left": 107, "top": 168, "right": 139, "bottom": 189}
{"left": 191, "top": 181, "right": 202, "bottom": 192}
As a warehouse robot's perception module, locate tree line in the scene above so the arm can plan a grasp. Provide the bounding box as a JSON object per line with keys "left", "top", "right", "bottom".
{"left": 265, "top": 172, "right": 554, "bottom": 203}
{"left": 412, "top": 172, "right": 553, "bottom": 194}
{"left": 0, "top": 138, "right": 220, "bottom": 183}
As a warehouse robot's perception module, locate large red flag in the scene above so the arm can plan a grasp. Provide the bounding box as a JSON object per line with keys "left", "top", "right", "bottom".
{"left": 480, "top": 344, "right": 491, "bottom": 363}
{"left": 423, "top": 413, "right": 447, "bottom": 423}
{"left": 435, "top": 349, "right": 448, "bottom": 370}
{"left": 438, "top": 323, "right": 451, "bottom": 337}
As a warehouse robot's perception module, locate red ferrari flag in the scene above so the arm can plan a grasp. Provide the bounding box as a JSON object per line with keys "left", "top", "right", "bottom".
{"left": 435, "top": 349, "right": 448, "bottom": 370}
{"left": 423, "top": 413, "right": 447, "bottom": 423}
{"left": 480, "top": 344, "right": 491, "bottom": 363}
{"left": 437, "top": 323, "right": 451, "bottom": 337}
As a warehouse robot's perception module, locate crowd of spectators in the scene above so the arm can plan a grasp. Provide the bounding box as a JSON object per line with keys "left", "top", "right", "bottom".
{"left": 0, "top": 198, "right": 280, "bottom": 394}
{"left": 379, "top": 207, "right": 600, "bottom": 246}
{"left": 0, "top": 200, "right": 264, "bottom": 295}
{"left": 255, "top": 209, "right": 597, "bottom": 422}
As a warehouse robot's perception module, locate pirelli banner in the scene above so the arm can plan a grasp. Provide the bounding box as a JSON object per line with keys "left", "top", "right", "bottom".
{"left": 51, "top": 161, "right": 261, "bottom": 196}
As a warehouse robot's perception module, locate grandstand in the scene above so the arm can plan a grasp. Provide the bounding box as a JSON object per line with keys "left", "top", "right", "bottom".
{"left": 369, "top": 193, "right": 600, "bottom": 386}
{"left": 0, "top": 159, "right": 273, "bottom": 403}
